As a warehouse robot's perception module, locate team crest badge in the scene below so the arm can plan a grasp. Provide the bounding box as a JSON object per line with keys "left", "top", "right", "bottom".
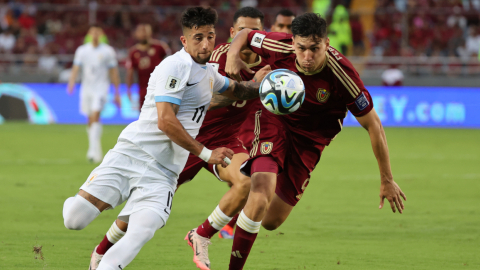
{"left": 260, "top": 142, "right": 273, "bottom": 154}
{"left": 316, "top": 88, "right": 330, "bottom": 103}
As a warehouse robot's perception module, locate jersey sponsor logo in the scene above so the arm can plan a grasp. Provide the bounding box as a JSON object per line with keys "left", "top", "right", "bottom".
{"left": 251, "top": 33, "right": 266, "bottom": 48}
{"left": 260, "top": 142, "right": 273, "bottom": 154}
{"left": 355, "top": 93, "right": 370, "bottom": 111}
{"left": 186, "top": 82, "right": 199, "bottom": 87}
{"left": 328, "top": 47, "right": 343, "bottom": 61}
{"left": 317, "top": 88, "right": 330, "bottom": 103}
{"left": 86, "top": 173, "right": 98, "bottom": 185}
{"left": 166, "top": 75, "right": 181, "bottom": 91}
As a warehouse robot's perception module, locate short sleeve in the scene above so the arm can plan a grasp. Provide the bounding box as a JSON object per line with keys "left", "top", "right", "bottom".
{"left": 246, "top": 30, "right": 294, "bottom": 62}
{"left": 327, "top": 47, "right": 373, "bottom": 117}
{"left": 153, "top": 60, "right": 189, "bottom": 105}
{"left": 107, "top": 48, "right": 118, "bottom": 68}
{"left": 73, "top": 47, "right": 82, "bottom": 66}
{"left": 212, "top": 67, "right": 230, "bottom": 94}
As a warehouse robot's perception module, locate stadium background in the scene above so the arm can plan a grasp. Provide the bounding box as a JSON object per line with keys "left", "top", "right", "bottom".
{"left": 0, "top": 0, "right": 479, "bottom": 269}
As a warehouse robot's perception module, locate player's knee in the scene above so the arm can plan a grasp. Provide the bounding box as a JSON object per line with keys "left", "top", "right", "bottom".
{"left": 262, "top": 221, "right": 280, "bottom": 231}
{"left": 232, "top": 174, "right": 251, "bottom": 193}
{"left": 62, "top": 196, "right": 100, "bottom": 230}
{"left": 251, "top": 172, "right": 276, "bottom": 199}
{"left": 128, "top": 226, "right": 156, "bottom": 244}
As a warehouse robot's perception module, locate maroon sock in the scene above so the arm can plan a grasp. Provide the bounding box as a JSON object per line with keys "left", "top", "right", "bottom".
{"left": 226, "top": 213, "right": 239, "bottom": 228}
{"left": 96, "top": 235, "right": 114, "bottom": 255}
{"left": 196, "top": 219, "right": 219, "bottom": 239}
{"left": 229, "top": 226, "right": 258, "bottom": 270}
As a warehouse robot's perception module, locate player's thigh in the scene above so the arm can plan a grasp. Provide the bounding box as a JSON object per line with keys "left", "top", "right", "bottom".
{"left": 262, "top": 194, "right": 294, "bottom": 231}
{"left": 90, "top": 94, "right": 107, "bottom": 119}
{"left": 218, "top": 152, "right": 250, "bottom": 186}
{"left": 80, "top": 91, "right": 92, "bottom": 117}
{"left": 80, "top": 151, "right": 142, "bottom": 211}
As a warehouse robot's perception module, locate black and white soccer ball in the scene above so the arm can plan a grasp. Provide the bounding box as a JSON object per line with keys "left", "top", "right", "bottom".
{"left": 259, "top": 69, "right": 305, "bottom": 115}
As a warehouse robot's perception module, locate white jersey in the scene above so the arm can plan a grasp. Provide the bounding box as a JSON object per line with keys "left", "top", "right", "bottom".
{"left": 115, "top": 48, "right": 229, "bottom": 179}
{"left": 73, "top": 43, "right": 117, "bottom": 94}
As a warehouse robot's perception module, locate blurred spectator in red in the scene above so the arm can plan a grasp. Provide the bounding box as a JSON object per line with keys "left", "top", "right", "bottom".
{"left": 349, "top": 13, "right": 364, "bottom": 56}
{"left": 0, "top": 28, "right": 16, "bottom": 52}
{"left": 381, "top": 64, "right": 404, "bottom": 86}
{"left": 18, "top": 10, "right": 36, "bottom": 29}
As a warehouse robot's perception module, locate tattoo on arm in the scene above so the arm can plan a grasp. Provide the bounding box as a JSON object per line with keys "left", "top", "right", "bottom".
{"left": 232, "top": 81, "right": 260, "bottom": 100}
{"left": 209, "top": 94, "right": 236, "bottom": 110}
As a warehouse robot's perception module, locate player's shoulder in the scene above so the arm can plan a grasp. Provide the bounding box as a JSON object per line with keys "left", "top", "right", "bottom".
{"left": 326, "top": 46, "right": 354, "bottom": 70}
{"left": 154, "top": 49, "right": 192, "bottom": 75}
{"left": 250, "top": 30, "right": 293, "bottom": 45}
{"left": 76, "top": 43, "right": 90, "bottom": 52}
{"left": 210, "top": 42, "right": 230, "bottom": 63}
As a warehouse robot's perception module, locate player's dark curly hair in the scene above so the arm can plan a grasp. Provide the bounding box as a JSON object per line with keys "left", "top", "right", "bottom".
{"left": 276, "top": 9, "right": 295, "bottom": 18}
{"left": 233, "top": 7, "right": 264, "bottom": 25}
{"left": 291, "top": 13, "right": 327, "bottom": 40}
{"left": 181, "top": 7, "right": 218, "bottom": 31}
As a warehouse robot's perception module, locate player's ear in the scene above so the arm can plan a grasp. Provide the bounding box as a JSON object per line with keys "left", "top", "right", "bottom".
{"left": 325, "top": 37, "right": 330, "bottom": 48}
{"left": 180, "top": 36, "right": 187, "bottom": 49}
{"left": 230, "top": 27, "right": 235, "bottom": 39}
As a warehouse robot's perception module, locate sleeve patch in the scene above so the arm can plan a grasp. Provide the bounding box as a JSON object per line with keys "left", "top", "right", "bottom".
{"left": 355, "top": 93, "right": 370, "bottom": 111}
{"left": 165, "top": 75, "right": 181, "bottom": 92}
{"left": 251, "top": 33, "right": 266, "bottom": 48}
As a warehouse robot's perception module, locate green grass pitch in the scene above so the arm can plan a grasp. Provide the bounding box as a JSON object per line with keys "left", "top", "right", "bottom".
{"left": 0, "top": 123, "right": 479, "bottom": 269}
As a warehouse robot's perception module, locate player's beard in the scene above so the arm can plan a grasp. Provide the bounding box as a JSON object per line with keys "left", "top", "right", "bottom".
{"left": 196, "top": 52, "right": 212, "bottom": 64}
{"left": 139, "top": 39, "right": 148, "bottom": 45}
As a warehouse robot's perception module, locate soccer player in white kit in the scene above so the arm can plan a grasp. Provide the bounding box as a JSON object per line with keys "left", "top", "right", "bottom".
{"left": 62, "top": 7, "right": 262, "bottom": 270}
{"left": 67, "top": 25, "right": 121, "bottom": 163}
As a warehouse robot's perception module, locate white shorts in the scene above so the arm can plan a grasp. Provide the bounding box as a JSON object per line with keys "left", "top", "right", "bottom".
{"left": 80, "top": 148, "right": 177, "bottom": 223}
{"left": 80, "top": 91, "right": 107, "bottom": 116}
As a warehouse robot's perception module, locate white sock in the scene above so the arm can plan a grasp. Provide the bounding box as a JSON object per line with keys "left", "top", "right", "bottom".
{"left": 236, "top": 210, "right": 261, "bottom": 234}
{"left": 97, "top": 209, "right": 165, "bottom": 270}
{"left": 90, "top": 122, "right": 103, "bottom": 155}
{"left": 106, "top": 221, "right": 126, "bottom": 244}
{"left": 207, "top": 205, "right": 232, "bottom": 230}
{"left": 87, "top": 126, "right": 94, "bottom": 155}
{"left": 63, "top": 196, "right": 101, "bottom": 230}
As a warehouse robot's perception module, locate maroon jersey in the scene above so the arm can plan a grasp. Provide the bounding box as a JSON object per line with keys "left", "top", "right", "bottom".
{"left": 195, "top": 43, "right": 268, "bottom": 147}
{"left": 125, "top": 41, "right": 167, "bottom": 92}
{"left": 246, "top": 30, "right": 373, "bottom": 145}
{"left": 239, "top": 31, "right": 374, "bottom": 206}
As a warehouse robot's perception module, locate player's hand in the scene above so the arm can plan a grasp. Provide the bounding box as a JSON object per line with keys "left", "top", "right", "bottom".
{"left": 208, "top": 147, "right": 234, "bottom": 168}
{"left": 226, "top": 52, "right": 254, "bottom": 82}
{"left": 379, "top": 180, "right": 406, "bottom": 214}
{"left": 67, "top": 83, "right": 75, "bottom": 95}
{"left": 114, "top": 93, "right": 121, "bottom": 108}
{"left": 253, "top": 65, "right": 271, "bottom": 82}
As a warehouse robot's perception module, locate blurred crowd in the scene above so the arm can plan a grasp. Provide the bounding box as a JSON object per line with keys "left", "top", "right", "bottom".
{"left": 0, "top": 0, "right": 480, "bottom": 77}
{"left": 373, "top": 0, "right": 480, "bottom": 59}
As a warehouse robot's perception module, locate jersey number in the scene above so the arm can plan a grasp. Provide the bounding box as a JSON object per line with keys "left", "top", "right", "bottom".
{"left": 192, "top": 106, "right": 205, "bottom": 123}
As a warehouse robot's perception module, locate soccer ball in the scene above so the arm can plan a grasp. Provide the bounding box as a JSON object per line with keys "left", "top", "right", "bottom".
{"left": 259, "top": 69, "right": 305, "bottom": 115}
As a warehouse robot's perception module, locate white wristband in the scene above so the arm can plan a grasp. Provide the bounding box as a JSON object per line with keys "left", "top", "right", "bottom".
{"left": 198, "top": 147, "right": 213, "bottom": 162}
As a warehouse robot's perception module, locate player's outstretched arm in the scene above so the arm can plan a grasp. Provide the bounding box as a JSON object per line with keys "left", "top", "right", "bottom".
{"left": 226, "top": 29, "right": 255, "bottom": 81}
{"left": 156, "top": 102, "right": 233, "bottom": 167}
{"left": 356, "top": 108, "right": 407, "bottom": 214}
{"left": 209, "top": 65, "right": 271, "bottom": 110}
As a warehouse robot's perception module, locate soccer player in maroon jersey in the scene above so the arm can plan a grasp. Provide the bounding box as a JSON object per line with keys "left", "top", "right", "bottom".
{"left": 125, "top": 24, "right": 169, "bottom": 109}
{"left": 271, "top": 9, "right": 295, "bottom": 34}
{"left": 86, "top": 7, "right": 270, "bottom": 270}
{"left": 224, "top": 13, "right": 407, "bottom": 269}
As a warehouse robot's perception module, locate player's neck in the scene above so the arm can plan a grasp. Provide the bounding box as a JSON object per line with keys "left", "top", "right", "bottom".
{"left": 137, "top": 40, "right": 151, "bottom": 50}
{"left": 240, "top": 51, "right": 259, "bottom": 65}
{"left": 92, "top": 41, "right": 100, "bottom": 48}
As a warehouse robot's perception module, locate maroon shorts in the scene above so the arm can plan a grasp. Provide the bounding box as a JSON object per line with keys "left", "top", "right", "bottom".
{"left": 239, "top": 109, "right": 325, "bottom": 206}
{"left": 176, "top": 140, "right": 248, "bottom": 187}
